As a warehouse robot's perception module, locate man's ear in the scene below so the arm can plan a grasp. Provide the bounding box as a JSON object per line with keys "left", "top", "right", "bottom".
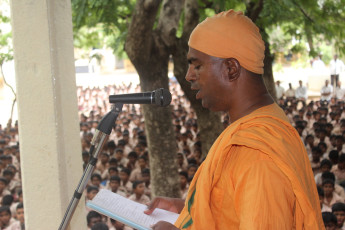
{"left": 225, "top": 58, "right": 241, "bottom": 81}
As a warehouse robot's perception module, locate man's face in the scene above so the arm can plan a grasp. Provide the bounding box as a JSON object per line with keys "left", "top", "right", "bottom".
{"left": 119, "top": 172, "right": 129, "bottom": 182}
{"left": 186, "top": 48, "right": 229, "bottom": 111}
{"left": 323, "top": 183, "right": 334, "bottom": 196}
{"left": 138, "top": 158, "right": 146, "bottom": 169}
{"left": 100, "top": 154, "right": 109, "bottom": 164}
{"left": 338, "top": 162, "right": 345, "bottom": 170}
{"left": 333, "top": 211, "right": 345, "bottom": 227}
{"left": 180, "top": 175, "right": 187, "bottom": 187}
{"left": 91, "top": 177, "right": 101, "bottom": 187}
{"left": 16, "top": 208, "right": 24, "bottom": 224}
{"left": 88, "top": 217, "right": 102, "bottom": 228}
{"left": 0, "top": 181, "right": 6, "bottom": 191}
{"left": 115, "top": 151, "right": 123, "bottom": 161}
{"left": 87, "top": 190, "right": 98, "bottom": 200}
{"left": 109, "top": 180, "right": 120, "bottom": 191}
{"left": 0, "top": 211, "right": 11, "bottom": 226}
{"left": 135, "top": 183, "right": 145, "bottom": 195}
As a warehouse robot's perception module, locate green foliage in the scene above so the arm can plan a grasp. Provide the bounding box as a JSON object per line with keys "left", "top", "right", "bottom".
{"left": 71, "top": 0, "right": 345, "bottom": 65}
{"left": 0, "top": 14, "right": 13, "bottom": 65}
{"left": 72, "top": 0, "right": 134, "bottom": 58}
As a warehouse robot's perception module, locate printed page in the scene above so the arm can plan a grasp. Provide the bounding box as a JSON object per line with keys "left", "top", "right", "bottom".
{"left": 87, "top": 189, "right": 179, "bottom": 229}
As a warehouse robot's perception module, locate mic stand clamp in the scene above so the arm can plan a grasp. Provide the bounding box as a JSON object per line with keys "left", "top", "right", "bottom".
{"left": 59, "top": 103, "right": 123, "bottom": 230}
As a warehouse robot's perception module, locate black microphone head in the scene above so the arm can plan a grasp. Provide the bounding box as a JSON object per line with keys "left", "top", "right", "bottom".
{"left": 155, "top": 88, "right": 172, "bottom": 107}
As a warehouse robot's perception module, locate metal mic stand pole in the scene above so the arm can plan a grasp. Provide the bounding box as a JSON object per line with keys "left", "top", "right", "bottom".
{"left": 58, "top": 103, "right": 123, "bottom": 230}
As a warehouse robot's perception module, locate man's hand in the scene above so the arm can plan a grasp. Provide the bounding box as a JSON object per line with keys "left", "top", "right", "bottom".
{"left": 144, "top": 197, "right": 185, "bottom": 215}
{"left": 151, "top": 221, "right": 179, "bottom": 230}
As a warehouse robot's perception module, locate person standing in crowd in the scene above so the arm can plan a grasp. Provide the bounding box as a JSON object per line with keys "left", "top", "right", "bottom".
{"left": 275, "top": 80, "right": 285, "bottom": 99}
{"left": 296, "top": 80, "right": 308, "bottom": 105}
{"left": 312, "top": 54, "right": 326, "bottom": 71}
{"left": 330, "top": 55, "right": 344, "bottom": 88}
{"left": 145, "top": 9, "right": 323, "bottom": 229}
{"left": 285, "top": 83, "right": 296, "bottom": 101}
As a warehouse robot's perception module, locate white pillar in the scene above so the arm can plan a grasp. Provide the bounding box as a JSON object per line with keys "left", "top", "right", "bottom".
{"left": 10, "top": 0, "right": 86, "bottom": 229}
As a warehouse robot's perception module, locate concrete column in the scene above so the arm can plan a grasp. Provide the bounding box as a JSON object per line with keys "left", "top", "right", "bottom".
{"left": 10, "top": 0, "right": 85, "bottom": 229}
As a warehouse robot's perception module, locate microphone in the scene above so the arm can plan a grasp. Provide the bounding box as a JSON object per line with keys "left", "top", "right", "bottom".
{"left": 109, "top": 88, "right": 172, "bottom": 107}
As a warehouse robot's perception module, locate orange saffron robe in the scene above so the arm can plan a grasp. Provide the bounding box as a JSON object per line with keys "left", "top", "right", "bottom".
{"left": 175, "top": 103, "right": 324, "bottom": 230}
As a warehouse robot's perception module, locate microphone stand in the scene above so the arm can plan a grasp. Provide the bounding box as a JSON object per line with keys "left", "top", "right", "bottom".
{"left": 59, "top": 103, "right": 123, "bottom": 230}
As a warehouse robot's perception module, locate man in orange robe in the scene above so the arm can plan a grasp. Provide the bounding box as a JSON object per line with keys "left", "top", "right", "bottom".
{"left": 145, "top": 9, "right": 324, "bottom": 230}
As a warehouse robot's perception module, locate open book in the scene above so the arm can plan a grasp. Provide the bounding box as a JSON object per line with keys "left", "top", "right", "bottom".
{"left": 86, "top": 189, "right": 180, "bottom": 230}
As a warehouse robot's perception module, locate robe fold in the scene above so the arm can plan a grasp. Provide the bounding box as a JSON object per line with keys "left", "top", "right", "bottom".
{"left": 174, "top": 103, "right": 324, "bottom": 230}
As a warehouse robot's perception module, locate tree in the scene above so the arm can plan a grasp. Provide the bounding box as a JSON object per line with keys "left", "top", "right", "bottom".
{"left": 72, "top": 0, "right": 345, "bottom": 197}
{"left": 0, "top": 12, "right": 15, "bottom": 131}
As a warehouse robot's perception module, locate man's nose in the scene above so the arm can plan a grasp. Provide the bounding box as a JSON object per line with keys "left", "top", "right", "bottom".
{"left": 185, "top": 66, "right": 195, "bottom": 83}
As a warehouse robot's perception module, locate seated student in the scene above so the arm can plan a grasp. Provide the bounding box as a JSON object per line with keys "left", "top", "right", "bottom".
{"left": 187, "top": 163, "right": 198, "bottom": 182}
{"left": 331, "top": 154, "right": 345, "bottom": 184}
{"left": 322, "top": 171, "right": 345, "bottom": 201}
{"left": 114, "top": 149, "right": 128, "bottom": 169}
{"left": 315, "top": 159, "right": 333, "bottom": 186}
{"left": 14, "top": 203, "right": 24, "bottom": 230}
{"left": 90, "top": 173, "right": 105, "bottom": 189}
{"left": 1, "top": 195, "right": 15, "bottom": 217}
{"left": 109, "top": 218, "right": 133, "bottom": 230}
{"left": 141, "top": 168, "right": 151, "bottom": 199}
{"left": 0, "top": 206, "right": 17, "bottom": 230}
{"left": 106, "top": 140, "right": 116, "bottom": 157}
{"left": 0, "top": 177, "right": 10, "bottom": 203}
{"left": 332, "top": 202, "right": 345, "bottom": 230}
{"left": 118, "top": 168, "right": 132, "bottom": 197}
{"left": 87, "top": 211, "right": 102, "bottom": 230}
{"left": 179, "top": 171, "right": 189, "bottom": 199}
{"left": 310, "top": 146, "right": 323, "bottom": 174}
{"left": 86, "top": 186, "right": 99, "bottom": 202}
{"left": 176, "top": 153, "right": 188, "bottom": 173}
{"left": 96, "top": 152, "right": 110, "bottom": 180}
{"left": 107, "top": 176, "right": 126, "bottom": 197}
{"left": 82, "top": 151, "right": 90, "bottom": 170}
{"left": 129, "top": 156, "right": 147, "bottom": 182}
{"left": 323, "top": 179, "right": 344, "bottom": 209}
{"left": 91, "top": 222, "right": 109, "bottom": 230}
{"left": 322, "top": 212, "right": 338, "bottom": 230}
{"left": 335, "top": 135, "right": 345, "bottom": 154}
{"left": 109, "top": 218, "right": 124, "bottom": 230}
{"left": 2, "top": 169, "right": 19, "bottom": 194}
{"left": 329, "top": 150, "right": 339, "bottom": 166}
{"left": 102, "top": 167, "right": 119, "bottom": 188}
{"left": 318, "top": 186, "right": 332, "bottom": 212}
{"left": 128, "top": 181, "right": 150, "bottom": 205}
{"left": 108, "top": 158, "right": 118, "bottom": 171}
{"left": 5, "top": 165, "right": 20, "bottom": 184}
{"left": 126, "top": 151, "right": 138, "bottom": 171}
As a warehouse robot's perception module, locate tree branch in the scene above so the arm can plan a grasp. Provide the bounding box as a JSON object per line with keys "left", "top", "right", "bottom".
{"left": 156, "top": 0, "right": 184, "bottom": 48}
{"left": 0, "top": 63, "right": 16, "bottom": 97}
{"left": 181, "top": 0, "right": 199, "bottom": 42}
{"left": 125, "top": 0, "right": 161, "bottom": 64}
{"left": 246, "top": 0, "right": 264, "bottom": 23}
{"left": 291, "top": 0, "right": 314, "bottom": 23}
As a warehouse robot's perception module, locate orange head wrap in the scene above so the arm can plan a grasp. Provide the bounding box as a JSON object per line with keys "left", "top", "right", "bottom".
{"left": 188, "top": 10, "right": 265, "bottom": 74}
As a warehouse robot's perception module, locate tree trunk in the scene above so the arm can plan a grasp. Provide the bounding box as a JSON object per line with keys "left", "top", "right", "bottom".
{"left": 125, "top": 0, "right": 181, "bottom": 198}
{"left": 137, "top": 56, "right": 180, "bottom": 198}
{"left": 173, "top": 0, "right": 223, "bottom": 158}
{"left": 262, "top": 33, "right": 277, "bottom": 101}
{"left": 246, "top": 1, "right": 277, "bottom": 101}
